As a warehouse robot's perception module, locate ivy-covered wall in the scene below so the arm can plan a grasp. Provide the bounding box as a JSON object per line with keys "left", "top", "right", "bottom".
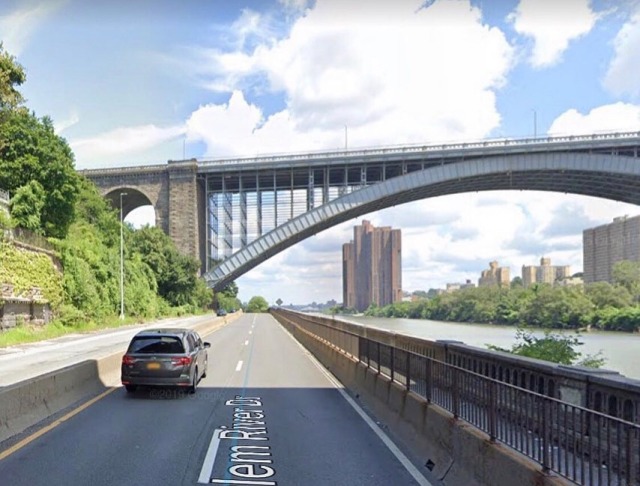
{"left": 0, "top": 240, "right": 63, "bottom": 308}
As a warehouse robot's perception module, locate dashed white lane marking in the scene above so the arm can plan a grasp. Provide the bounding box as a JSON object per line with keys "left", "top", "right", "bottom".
{"left": 197, "top": 429, "right": 222, "bottom": 484}
{"left": 235, "top": 360, "right": 243, "bottom": 372}
{"left": 244, "top": 340, "right": 249, "bottom": 346}
{"left": 249, "top": 331, "right": 253, "bottom": 335}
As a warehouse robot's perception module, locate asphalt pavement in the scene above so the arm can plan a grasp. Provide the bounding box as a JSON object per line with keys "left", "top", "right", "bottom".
{"left": 0, "top": 313, "right": 438, "bottom": 485}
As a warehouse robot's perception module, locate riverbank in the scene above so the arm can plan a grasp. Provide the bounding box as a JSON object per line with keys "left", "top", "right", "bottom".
{"left": 342, "top": 315, "right": 640, "bottom": 380}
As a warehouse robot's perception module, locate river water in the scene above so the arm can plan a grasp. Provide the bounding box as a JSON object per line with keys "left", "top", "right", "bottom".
{"left": 340, "top": 315, "right": 640, "bottom": 380}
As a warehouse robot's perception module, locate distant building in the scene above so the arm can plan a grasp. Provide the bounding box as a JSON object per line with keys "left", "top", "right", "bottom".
{"left": 557, "top": 276, "right": 583, "bottom": 287}
{"left": 521, "top": 257, "right": 571, "bottom": 287}
{"left": 583, "top": 215, "right": 640, "bottom": 284}
{"left": 342, "top": 220, "right": 402, "bottom": 312}
{"left": 478, "top": 261, "right": 510, "bottom": 288}
{"left": 445, "top": 279, "right": 475, "bottom": 293}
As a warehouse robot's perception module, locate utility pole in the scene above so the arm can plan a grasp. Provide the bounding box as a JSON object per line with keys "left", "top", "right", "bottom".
{"left": 119, "top": 192, "right": 128, "bottom": 320}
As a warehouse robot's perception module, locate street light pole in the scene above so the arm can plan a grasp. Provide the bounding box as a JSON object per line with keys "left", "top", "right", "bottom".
{"left": 119, "top": 192, "right": 128, "bottom": 320}
{"left": 344, "top": 125, "right": 348, "bottom": 150}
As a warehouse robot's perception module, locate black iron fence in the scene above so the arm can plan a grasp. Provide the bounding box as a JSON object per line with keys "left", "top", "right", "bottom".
{"left": 272, "top": 308, "right": 640, "bottom": 486}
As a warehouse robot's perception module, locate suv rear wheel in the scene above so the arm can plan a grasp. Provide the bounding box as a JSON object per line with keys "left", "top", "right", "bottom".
{"left": 189, "top": 368, "right": 198, "bottom": 394}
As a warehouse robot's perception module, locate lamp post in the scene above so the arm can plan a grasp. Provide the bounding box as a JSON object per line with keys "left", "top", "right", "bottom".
{"left": 532, "top": 109, "right": 537, "bottom": 139}
{"left": 119, "top": 192, "right": 127, "bottom": 320}
{"left": 344, "top": 125, "right": 348, "bottom": 150}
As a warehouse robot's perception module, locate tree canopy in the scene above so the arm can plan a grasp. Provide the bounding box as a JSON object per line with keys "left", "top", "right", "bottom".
{"left": 247, "top": 296, "right": 269, "bottom": 313}
{"left": 0, "top": 44, "right": 25, "bottom": 111}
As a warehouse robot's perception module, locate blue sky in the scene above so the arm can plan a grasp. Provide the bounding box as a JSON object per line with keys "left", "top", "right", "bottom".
{"left": 2, "top": 0, "right": 640, "bottom": 305}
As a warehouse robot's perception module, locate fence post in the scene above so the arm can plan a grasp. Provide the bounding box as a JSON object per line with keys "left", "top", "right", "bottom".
{"left": 390, "top": 347, "right": 395, "bottom": 383}
{"left": 426, "top": 358, "right": 432, "bottom": 403}
{"left": 488, "top": 380, "right": 497, "bottom": 442}
{"left": 452, "top": 367, "right": 459, "bottom": 419}
{"left": 542, "top": 398, "right": 550, "bottom": 473}
{"left": 406, "top": 351, "right": 411, "bottom": 391}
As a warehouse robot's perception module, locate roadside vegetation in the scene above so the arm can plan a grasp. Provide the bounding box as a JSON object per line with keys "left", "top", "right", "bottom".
{"left": 350, "top": 263, "right": 640, "bottom": 333}
{"left": 330, "top": 262, "right": 640, "bottom": 367}
{"left": 0, "top": 44, "right": 219, "bottom": 345}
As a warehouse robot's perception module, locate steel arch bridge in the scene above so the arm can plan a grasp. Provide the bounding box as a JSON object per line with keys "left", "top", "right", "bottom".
{"left": 200, "top": 131, "right": 640, "bottom": 290}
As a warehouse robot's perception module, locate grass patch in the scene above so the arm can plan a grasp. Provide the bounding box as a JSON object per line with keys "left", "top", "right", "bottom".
{"left": 0, "top": 308, "right": 212, "bottom": 348}
{"left": 0, "top": 317, "right": 140, "bottom": 348}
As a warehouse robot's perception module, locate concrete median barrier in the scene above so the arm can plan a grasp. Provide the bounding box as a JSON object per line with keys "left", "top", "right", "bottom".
{"left": 0, "top": 351, "right": 121, "bottom": 444}
{"left": 0, "top": 312, "right": 241, "bottom": 445}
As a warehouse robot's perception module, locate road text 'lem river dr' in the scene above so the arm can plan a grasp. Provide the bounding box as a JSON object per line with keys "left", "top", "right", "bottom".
{"left": 199, "top": 395, "right": 277, "bottom": 485}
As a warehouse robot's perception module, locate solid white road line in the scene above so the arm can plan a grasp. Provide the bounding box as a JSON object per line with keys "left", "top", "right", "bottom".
{"left": 283, "top": 325, "right": 434, "bottom": 486}
{"left": 197, "top": 429, "right": 222, "bottom": 484}
{"left": 235, "top": 360, "right": 243, "bottom": 372}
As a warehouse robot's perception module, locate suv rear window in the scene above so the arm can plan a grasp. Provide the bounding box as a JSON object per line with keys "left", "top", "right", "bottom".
{"left": 128, "top": 336, "right": 185, "bottom": 354}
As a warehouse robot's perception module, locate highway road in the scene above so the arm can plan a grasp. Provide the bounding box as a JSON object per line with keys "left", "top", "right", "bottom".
{"left": 0, "top": 315, "right": 218, "bottom": 387}
{"left": 0, "top": 313, "right": 438, "bottom": 485}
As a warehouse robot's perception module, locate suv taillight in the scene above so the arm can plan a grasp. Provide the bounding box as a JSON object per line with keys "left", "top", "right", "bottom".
{"left": 171, "top": 357, "right": 192, "bottom": 366}
{"left": 122, "top": 355, "right": 136, "bottom": 365}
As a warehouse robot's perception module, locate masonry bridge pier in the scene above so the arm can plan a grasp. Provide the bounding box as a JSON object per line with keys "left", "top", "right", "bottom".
{"left": 81, "top": 131, "right": 640, "bottom": 290}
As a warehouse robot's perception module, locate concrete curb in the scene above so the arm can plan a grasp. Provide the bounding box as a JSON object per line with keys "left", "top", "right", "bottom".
{"left": 0, "top": 312, "right": 240, "bottom": 445}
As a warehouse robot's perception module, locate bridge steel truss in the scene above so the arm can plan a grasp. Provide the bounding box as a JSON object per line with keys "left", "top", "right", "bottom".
{"left": 201, "top": 131, "right": 640, "bottom": 290}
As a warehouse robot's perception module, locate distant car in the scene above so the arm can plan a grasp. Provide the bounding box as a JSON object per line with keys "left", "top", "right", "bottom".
{"left": 216, "top": 309, "right": 227, "bottom": 316}
{"left": 121, "top": 328, "right": 210, "bottom": 393}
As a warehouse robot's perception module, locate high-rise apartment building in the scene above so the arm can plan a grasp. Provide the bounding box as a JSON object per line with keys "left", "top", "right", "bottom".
{"left": 521, "top": 257, "right": 571, "bottom": 287}
{"left": 583, "top": 215, "right": 640, "bottom": 284}
{"left": 478, "top": 261, "right": 510, "bottom": 288}
{"left": 342, "top": 220, "right": 402, "bottom": 311}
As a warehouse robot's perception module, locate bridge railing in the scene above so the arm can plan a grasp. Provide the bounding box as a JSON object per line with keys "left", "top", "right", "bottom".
{"left": 271, "top": 308, "right": 640, "bottom": 486}
{"left": 197, "top": 130, "right": 640, "bottom": 168}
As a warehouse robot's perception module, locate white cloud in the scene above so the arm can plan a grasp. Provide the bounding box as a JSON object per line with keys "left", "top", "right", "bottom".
{"left": 508, "top": 0, "right": 599, "bottom": 68}
{"left": 548, "top": 102, "right": 640, "bottom": 135}
{"left": 70, "top": 124, "right": 185, "bottom": 169}
{"left": 188, "top": 0, "right": 514, "bottom": 154}
{"left": 0, "top": 1, "right": 65, "bottom": 56}
{"left": 53, "top": 110, "right": 79, "bottom": 134}
{"left": 604, "top": 8, "right": 640, "bottom": 97}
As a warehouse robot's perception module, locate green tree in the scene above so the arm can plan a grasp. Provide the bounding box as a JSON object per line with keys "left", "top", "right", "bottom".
{"left": 246, "top": 296, "right": 269, "bottom": 313}
{"left": 128, "top": 226, "right": 212, "bottom": 309}
{"left": 612, "top": 260, "right": 640, "bottom": 299}
{"left": 520, "top": 285, "right": 593, "bottom": 329}
{"left": 585, "top": 281, "right": 633, "bottom": 309}
{"left": 56, "top": 181, "right": 162, "bottom": 320}
{"left": 0, "top": 110, "right": 80, "bottom": 238}
{"left": 488, "top": 327, "right": 605, "bottom": 367}
{"left": 10, "top": 180, "right": 45, "bottom": 232}
{"left": 0, "top": 43, "right": 25, "bottom": 112}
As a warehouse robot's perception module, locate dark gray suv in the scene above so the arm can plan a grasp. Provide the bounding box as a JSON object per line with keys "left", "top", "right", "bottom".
{"left": 121, "top": 328, "right": 210, "bottom": 393}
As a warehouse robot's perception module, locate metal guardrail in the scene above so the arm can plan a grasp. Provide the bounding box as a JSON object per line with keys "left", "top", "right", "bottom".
{"left": 9, "top": 228, "right": 55, "bottom": 253}
{"left": 196, "top": 130, "right": 640, "bottom": 168}
{"left": 79, "top": 131, "right": 640, "bottom": 173}
{"left": 273, "top": 309, "right": 640, "bottom": 486}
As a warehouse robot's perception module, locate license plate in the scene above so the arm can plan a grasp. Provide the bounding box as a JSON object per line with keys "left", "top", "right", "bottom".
{"left": 146, "top": 362, "right": 161, "bottom": 370}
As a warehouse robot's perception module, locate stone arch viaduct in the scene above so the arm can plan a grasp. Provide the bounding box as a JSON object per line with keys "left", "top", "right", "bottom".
{"left": 81, "top": 131, "right": 640, "bottom": 290}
